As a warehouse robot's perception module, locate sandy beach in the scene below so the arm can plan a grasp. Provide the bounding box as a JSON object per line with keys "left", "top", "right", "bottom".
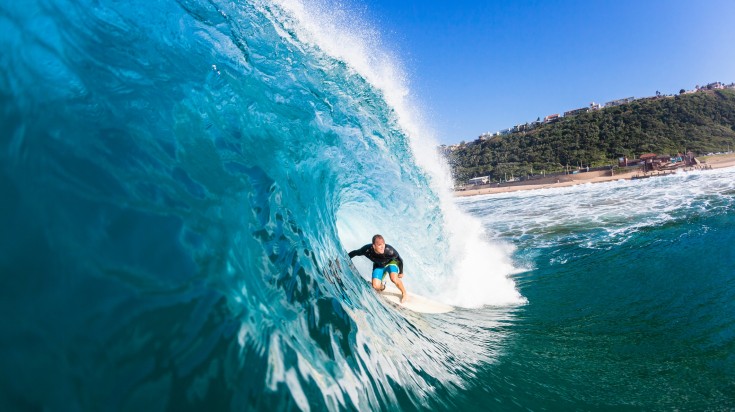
{"left": 455, "top": 153, "right": 735, "bottom": 197}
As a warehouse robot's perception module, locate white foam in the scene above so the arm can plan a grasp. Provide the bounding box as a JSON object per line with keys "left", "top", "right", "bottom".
{"left": 459, "top": 167, "right": 735, "bottom": 251}
{"left": 273, "top": 0, "right": 525, "bottom": 307}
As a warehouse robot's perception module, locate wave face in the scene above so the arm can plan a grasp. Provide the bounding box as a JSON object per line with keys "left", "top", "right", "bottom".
{"left": 0, "top": 0, "right": 522, "bottom": 410}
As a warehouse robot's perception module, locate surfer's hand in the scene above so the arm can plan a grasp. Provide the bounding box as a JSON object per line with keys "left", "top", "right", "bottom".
{"left": 398, "top": 272, "right": 404, "bottom": 278}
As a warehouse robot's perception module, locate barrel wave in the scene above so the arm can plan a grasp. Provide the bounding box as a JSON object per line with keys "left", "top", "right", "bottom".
{"left": 0, "top": 0, "right": 522, "bottom": 410}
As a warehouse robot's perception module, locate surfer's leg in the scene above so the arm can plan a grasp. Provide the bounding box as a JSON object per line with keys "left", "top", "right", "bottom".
{"left": 371, "top": 278, "right": 384, "bottom": 291}
{"left": 388, "top": 272, "right": 407, "bottom": 303}
{"left": 371, "top": 268, "right": 386, "bottom": 291}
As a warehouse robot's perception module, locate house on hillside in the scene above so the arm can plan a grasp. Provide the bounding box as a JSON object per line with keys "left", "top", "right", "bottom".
{"left": 544, "top": 114, "right": 560, "bottom": 123}
{"left": 563, "top": 107, "right": 589, "bottom": 117}
{"left": 513, "top": 123, "right": 535, "bottom": 133}
{"left": 605, "top": 97, "right": 635, "bottom": 107}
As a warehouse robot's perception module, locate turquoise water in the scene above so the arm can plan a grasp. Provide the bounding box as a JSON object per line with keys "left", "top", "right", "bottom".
{"left": 2, "top": 0, "right": 735, "bottom": 410}
{"left": 456, "top": 171, "right": 735, "bottom": 410}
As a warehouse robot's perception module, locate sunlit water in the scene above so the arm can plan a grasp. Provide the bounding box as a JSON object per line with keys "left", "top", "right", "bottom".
{"left": 454, "top": 169, "right": 735, "bottom": 410}
{"left": 2, "top": 0, "right": 734, "bottom": 410}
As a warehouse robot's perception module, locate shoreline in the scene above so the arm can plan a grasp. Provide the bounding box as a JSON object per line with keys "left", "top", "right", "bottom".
{"left": 454, "top": 154, "right": 735, "bottom": 197}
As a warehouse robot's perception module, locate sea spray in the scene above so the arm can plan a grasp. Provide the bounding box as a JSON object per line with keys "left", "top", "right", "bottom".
{"left": 1, "top": 0, "right": 524, "bottom": 410}
{"left": 274, "top": 0, "right": 525, "bottom": 307}
{"left": 9, "top": 0, "right": 733, "bottom": 410}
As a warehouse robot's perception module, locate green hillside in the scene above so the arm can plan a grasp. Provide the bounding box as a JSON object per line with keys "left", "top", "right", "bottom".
{"left": 445, "top": 89, "right": 735, "bottom": 183}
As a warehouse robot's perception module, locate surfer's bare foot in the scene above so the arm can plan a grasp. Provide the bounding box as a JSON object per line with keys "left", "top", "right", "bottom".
{"left": 400, "top": 294, "right": 408, "bottom": 303}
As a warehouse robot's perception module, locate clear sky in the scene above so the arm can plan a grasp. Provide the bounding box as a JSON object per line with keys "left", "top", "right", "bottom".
{"left": 356, "top": 0, "right": 735, "bottom": 145}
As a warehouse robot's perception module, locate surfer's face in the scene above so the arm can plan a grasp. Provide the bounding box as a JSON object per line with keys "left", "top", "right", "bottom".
{"left": 372, "top": 239, "right": 386, "bottom": 254}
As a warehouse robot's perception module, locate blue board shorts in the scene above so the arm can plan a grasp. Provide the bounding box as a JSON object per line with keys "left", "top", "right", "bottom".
{"left": 372, "top": 261, "right": 400, "bottom": 280}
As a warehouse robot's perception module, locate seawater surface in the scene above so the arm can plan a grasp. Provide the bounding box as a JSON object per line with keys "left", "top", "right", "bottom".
{"left": 2, "top": 0, "right": 734, "bottom": 410}
{"left": 454, "top": 169, "right": 735, "bottom": 410}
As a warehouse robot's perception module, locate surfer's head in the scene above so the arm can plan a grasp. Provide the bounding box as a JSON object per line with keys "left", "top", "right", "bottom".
{"left": 371, "top": 234, "right": 385, "bottom": 254}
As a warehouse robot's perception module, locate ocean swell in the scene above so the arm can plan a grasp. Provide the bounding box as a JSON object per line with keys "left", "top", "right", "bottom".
{"left": 0, "top": 0, "right": 523, "bottom": 410}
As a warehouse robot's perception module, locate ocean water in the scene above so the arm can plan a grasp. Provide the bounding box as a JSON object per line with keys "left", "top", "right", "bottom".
{"left": 1, "top": 0, "right": 734, "bottom": 411}
{"left": 455, "top": 170, "right": 735, "bottom": 410}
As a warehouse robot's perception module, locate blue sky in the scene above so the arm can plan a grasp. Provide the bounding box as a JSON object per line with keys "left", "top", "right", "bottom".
{"left": 358, "top": 0, "right": 735, "bottom": 145}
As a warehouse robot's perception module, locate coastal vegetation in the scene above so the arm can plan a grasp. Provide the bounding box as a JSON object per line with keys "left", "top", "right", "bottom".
{"left": 444, "top": 89, "right": 735, "bottom": 183}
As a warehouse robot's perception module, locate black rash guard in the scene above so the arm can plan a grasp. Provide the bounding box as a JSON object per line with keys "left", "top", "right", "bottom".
{"left": 348, "top": 244, "right": 404, "bottom": 274}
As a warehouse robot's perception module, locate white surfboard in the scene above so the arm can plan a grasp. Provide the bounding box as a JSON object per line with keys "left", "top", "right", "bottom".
{"left": 376, "top": 283, "right": 454, "bottom": 314}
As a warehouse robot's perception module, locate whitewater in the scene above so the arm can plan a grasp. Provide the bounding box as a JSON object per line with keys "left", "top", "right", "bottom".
{"left": 2, "top": 0, "right": 735, "bottom": 410}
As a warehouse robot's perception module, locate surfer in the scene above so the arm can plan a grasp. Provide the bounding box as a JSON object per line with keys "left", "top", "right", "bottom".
{"left": 348, "top": 234, "right": 408, "bottom": 303}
